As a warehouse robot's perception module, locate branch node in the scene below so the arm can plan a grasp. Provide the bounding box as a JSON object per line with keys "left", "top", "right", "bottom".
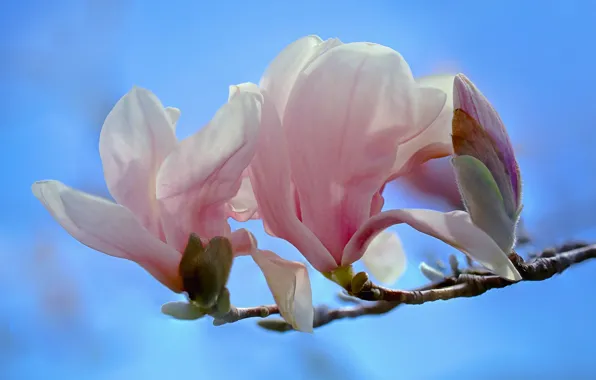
{"left": 259, "top": 307, "right": 270, "bottom": 318}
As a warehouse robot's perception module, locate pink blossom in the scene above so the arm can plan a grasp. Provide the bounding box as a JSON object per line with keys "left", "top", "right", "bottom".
{"left": 32, "top": 87, "right": 262, "bottom": 293}
{"left": 237, "top": 36, "right": 489, "bottom": 331}
{"left": 239, "top": 37, "right": 524, "bottom": 331}
{"left": 247, "top": 37, "right": 447, "bottom": 266}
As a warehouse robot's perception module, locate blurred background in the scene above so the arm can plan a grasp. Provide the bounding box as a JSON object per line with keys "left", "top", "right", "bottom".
{"left": 2, "top": 0, "right": 596, "bottom": 379}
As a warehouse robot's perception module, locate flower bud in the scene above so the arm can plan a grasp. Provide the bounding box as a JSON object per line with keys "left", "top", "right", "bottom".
{"left": 178, "top": 234, "right": 234, "bottom": 308}
{"left": 351, "top": 271, "right": 371, "bottom": 294}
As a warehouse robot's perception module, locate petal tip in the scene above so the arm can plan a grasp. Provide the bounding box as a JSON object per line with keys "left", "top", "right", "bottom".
{"left": 504, "top": 265, "right": 522, "bottom": 282}
{"left": 31, "top": 180, "right": 60, "bottom": 200}
{"left": 31, "top": 181, "right": 43, "bottom": 195}
{"left": 453, "top": 73, "right": 473, "bottom": 109}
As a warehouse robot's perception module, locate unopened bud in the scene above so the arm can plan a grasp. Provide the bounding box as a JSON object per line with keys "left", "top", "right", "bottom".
{"left": 179, "top": 234, "right": 234, "bottom": 308}
{"left": 351, "top": 271, "right": 371, "bottom": 294}
{"left": 259, "top": 307, "right": 271, "bottom": 318}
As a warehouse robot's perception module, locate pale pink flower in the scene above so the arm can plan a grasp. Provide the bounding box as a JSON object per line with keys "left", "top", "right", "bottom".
{"left": 32, "top": 87, "right": 262, "bottom": 293}
{"left": 231, "top": 36, "right": 488, "bottom": 332}
{"left": 241, "top": 36, "right": 523, "bottom": 331}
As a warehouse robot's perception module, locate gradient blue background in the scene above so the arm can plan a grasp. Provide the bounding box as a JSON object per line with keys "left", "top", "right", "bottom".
{"left": 2, "top": 1, "right": 596, "bottom": 379}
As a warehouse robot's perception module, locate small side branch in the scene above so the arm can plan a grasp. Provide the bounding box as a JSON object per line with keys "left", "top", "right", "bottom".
{"left": 212, "top": 305, "right": 279, "bottom": 326}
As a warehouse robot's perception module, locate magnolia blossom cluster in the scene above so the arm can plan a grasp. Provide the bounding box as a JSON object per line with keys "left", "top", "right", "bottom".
{"left": 32, "top": 35, "right": 522, "bottom": 332}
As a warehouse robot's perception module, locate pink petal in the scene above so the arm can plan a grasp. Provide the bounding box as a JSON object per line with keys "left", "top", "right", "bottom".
{"left": 229, "top": 228, "right": 257, "bottom": 256}
{"left": 370, "top": 190, "right": 385, "bottom": 216}
{"left": 156, "top": 90, "right": 262, "bottom": 252}
{"left": 361, "top": 231, "right": 407, "bottom": 285}
{"left": 259, "top": 35, "right": 342, "bottom": 117}
{"left": 248, "top": 89, "right": 336, "bottom": 271}
{"left": 398, "top": 157, "right": 463, "bottom": 210}
{"left": 251, "top": 249, "right": 313, "bottom": 333}
{"left": 453, "top": 74, "right": 521, "bottom": 209}
{"left": 32, "top": 180, "right": 183, "bottom": 292}
{"left": 99, "top": 87, "right": 177, "bottom": 239}
{"left": 391, "top": 75, "right": 455, "bottom": 179}
{"left": 283, "top": 42, "right": 437, "bottom": 260}
{"left": 227, "top": 170, "right": 259, "bottom": 222}
{"left": 343, "top": 209, "right": 521, "bottom": 281}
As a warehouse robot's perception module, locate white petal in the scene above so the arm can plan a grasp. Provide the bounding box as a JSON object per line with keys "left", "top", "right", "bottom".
{"left": 161, "top": 301, "right": 205, "bottom": 320}
{"left": 344, "top": 209, "right": 521, "bottom": 281}
{"left": 228, "top": 82, "right": 261, "bottom": 100}
{"left": 99, "top": 87, "right": 177, "bottom": 238}
{"left": 417, "top": 74, "right": 455, "bottom": 108}
{"left": 390, "top": 75, "right": 456, "bottom": 178}
{"left": 32, "top": 180, "right": 183, "bottom": 292}
{"left": 165, "top": 107, "right": 181, "bottom": 130}
{"left": 156, "top": 90, "right": 262, "bottom": 251}
{"left": 259, "top": 35, "right": 342, "bottom": 116}
{"left": 251, "top": 250, "right": 313, "bottom": 333}
{"left": 361, "top": 231, "right": 406, "bottom": 285}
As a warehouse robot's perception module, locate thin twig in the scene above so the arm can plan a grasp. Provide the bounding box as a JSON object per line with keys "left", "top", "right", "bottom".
{"left": 312, "top": 302, "right": 397, "bottom": 327}
{"left": 212, "top": 304, "right": 279, "bottom": 326}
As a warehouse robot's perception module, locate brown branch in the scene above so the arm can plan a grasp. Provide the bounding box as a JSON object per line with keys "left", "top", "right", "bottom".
{"left": 213, "top": 242, "right": 596, "bottom": 332}
{"left": 251, "top": 281, "right": 449, "bottom": 332}
{"left": 361, "top": 243, "right": 596, "bottom": 303}
{"left": 212, "top": 304, "right": 279, "bottom": 326}
{"left": 311, "top": 301, "right": 397, "bottom": 327}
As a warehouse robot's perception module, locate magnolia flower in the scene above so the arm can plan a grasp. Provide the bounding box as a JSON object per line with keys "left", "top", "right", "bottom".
{"left": 32, "top": 87, "right": 262, "bottom": 293}
{"left": 239, "top": 36, "right": 502, "bottom": 331}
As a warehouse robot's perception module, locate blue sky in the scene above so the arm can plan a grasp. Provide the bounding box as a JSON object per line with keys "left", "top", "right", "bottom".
{"left": 2, "top": 1, "right": 596, "bottom": 379}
